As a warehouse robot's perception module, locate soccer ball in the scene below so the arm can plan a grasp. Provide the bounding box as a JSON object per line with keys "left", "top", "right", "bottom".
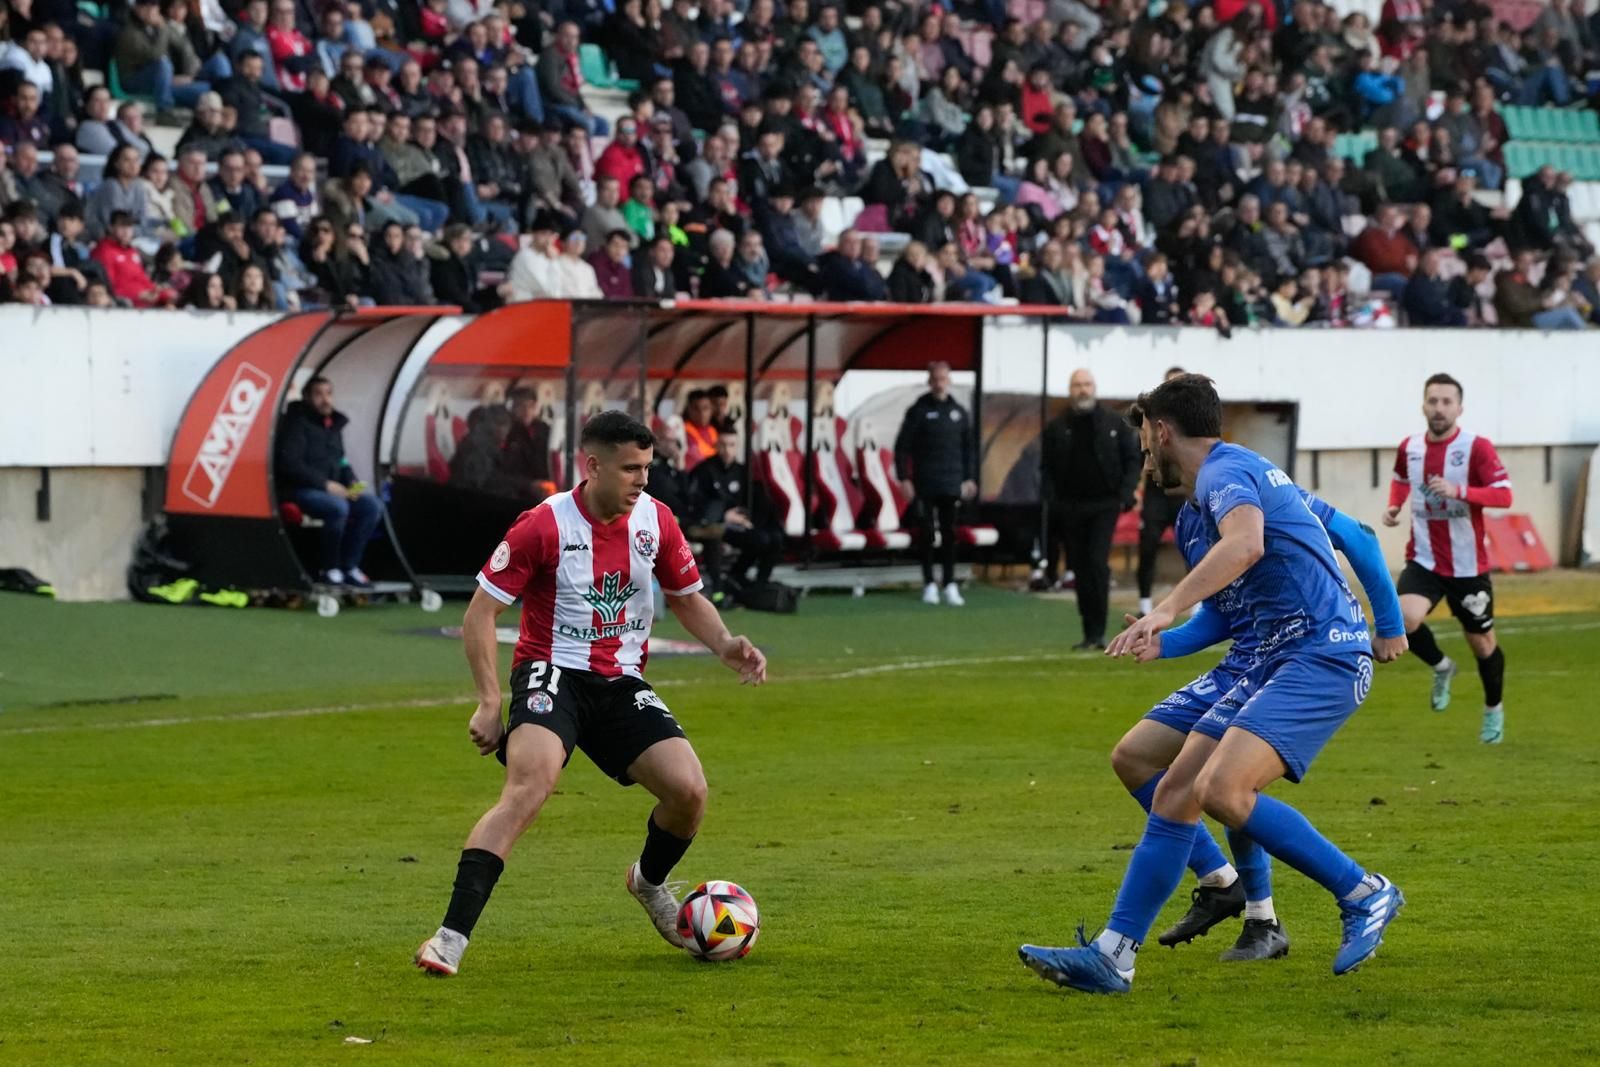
{"left": 676, "top": 881, "right": 760, "bottom": 961}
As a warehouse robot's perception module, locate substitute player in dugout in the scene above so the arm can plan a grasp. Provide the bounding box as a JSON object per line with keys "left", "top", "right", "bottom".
{"left": 415, "top": 412, "right": 767, "bottom": 977}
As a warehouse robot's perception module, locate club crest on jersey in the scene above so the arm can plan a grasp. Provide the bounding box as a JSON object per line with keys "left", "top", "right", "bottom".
{"left": 581, "top": 570, "right": 638, "bottom": 624}
{"left": 527, "top": 691, "right": 554, "bottom": 714}
{"left": 634, "top": 529, "right": 658, "bottom": 560}
{"left": 490, "top": 541, "right": 511, "bottom": 572}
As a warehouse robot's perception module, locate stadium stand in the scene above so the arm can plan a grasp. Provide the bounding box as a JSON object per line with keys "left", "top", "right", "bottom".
{"left": 0, "top": 0, "right": 1596, "bottom": 329}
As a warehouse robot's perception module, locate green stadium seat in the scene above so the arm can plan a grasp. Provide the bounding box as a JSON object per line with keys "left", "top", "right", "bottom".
{"left": 579, "top": 43, "right": 639, "bottom": 93}
{"left": 106, "top": 58, "right": 156, "bottom": 105}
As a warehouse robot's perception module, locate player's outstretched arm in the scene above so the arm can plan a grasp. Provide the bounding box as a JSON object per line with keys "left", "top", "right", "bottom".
{"left": 667, "top": 591, "right": 768, "bottom": 685}
{"left": 463, "top": 588, "right": 512, "bottom": 754}
{"left": 1108, "top": 505, "right": 1264, "bottom": 658}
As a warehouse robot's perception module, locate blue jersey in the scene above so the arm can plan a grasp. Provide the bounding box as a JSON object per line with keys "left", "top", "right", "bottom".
{"left": 1188, "top": 443, "right": 1370, "bottom": 661}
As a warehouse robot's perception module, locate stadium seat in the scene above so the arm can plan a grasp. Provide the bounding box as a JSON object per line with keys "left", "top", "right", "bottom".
{"left": 809, "top": 416, "right": 868, "bottom": 552}
{"left": 279, "top": 502, "right": 324, "bottom": 529}
{"left": 753, "top": 413, "right": 807, "bottom": 538}
{"left": 579, "top": 43, "right": 639, "bottom": 93}
{"left": 854, "top": 424, "right": 913, "bottom": 550}
{"left": 106, "top": 58, "right": 155, "bottom": 105}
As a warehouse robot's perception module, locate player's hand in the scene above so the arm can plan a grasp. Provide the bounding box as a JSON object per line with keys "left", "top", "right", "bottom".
{"left": 1372, "top": 634, "right": 1409, "bottom": 663}
{"left": 1381, "top": 504, "right": 1402, "bottom": 527}
{"left": 1107, "top": 606, "right": 1174, "bottom": 660}
{"left": 1425, "top": 475, "right": 1458, "bottom": 500}
{"left": 960, "top": 480, "right": 977, "bottom": 501}
{"left": 1118, "top": 612, "right": 1164, "bottom": 662}
{"left": 468, "top": 699, "right": 504, "bottom": 755}
{"left": 719, "top": 635, "right": 766, "bottom": 685}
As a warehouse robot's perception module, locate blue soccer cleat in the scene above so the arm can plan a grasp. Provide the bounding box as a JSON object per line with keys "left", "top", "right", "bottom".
{"left": 1018, "top": 925, "right": 1133, "bottom": 994}
{"left": 1333, "top": 875, "right": 1404, "bottom": 975}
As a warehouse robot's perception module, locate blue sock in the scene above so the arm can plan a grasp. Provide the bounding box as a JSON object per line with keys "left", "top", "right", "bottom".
{"left": 1129, "top": 773, "right": 1231, "bottom": 881}
{"left": 1241, "top": 794, "right": 1364, "bottom": 899}
{"left": 1105, "top": 813, "right": 1198, "bottom": 943}
{"left": 1226, "top": 826, "right": 1272, "bottom": 902}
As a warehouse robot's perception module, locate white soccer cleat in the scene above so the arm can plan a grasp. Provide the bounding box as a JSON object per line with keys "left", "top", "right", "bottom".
{"left": 626, "top": 862, "right": 687, "bottom": 949}
{"left": 921, "top": 582, "right": 940, "bottom": 605}
{"left": 414, "top": 927, "right": 468, "bottom": 976}
{"left": 942, "top": 582, "right": 965, "bottom": 607}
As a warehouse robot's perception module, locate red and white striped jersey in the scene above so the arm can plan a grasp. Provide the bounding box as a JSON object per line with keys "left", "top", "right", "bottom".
{"left": 1391, "top": 428, "right": 1512, "bottom": 578}
{"left": 476, "top": 486, "right": 703, "bottom": 678}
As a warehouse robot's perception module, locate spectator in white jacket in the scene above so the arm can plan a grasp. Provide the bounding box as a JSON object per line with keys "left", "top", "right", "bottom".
{"left": 506, "top": 213, "right": 564, "bottom": 301}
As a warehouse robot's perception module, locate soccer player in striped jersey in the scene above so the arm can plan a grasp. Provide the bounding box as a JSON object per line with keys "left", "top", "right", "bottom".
{"left": 1382, "top": 374, "right": 1513, "bottom": 743}
{"left": 415, "top": 412, "right": 767, "bottom": 977}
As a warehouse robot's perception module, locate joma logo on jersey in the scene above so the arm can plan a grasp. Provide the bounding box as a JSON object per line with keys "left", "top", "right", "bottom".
{"left": 181, "top": 362, "right": 271, "bottom": 508}
{"left": 581, "top": 571, "right": 637, "bottom": 624}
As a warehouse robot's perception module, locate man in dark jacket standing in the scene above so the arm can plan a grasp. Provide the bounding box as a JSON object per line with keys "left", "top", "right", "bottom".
{"left": 274, "top": 376, "right": 382, "bottom": 585}
{"left": 894, "top": 362, "right": 977, "bottom": 607}
{"left": 1040, "top": 367, "right": 1141, "bottom": 649}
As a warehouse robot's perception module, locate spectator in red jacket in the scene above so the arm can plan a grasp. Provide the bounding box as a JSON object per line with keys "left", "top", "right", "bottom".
{"left": 266, "top": 0, "right": 314, "bottom": 94}
{"left": 595, "top": 116, "right": 647, "bottom": 188}
{"left": 590, "top": 228, "right": 635, "bottom": 299}
{"left": 1350, "top": 203, "right": 1417, "bottom": 299}
{"left": 91, "top": 210, "right": 177, "bottom": 306}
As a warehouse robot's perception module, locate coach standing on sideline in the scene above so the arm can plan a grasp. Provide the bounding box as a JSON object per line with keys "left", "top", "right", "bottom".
{"left": 895, "top": 361, "right": 977, "bottom": 608}
{"left": 1041, "top": 368, "right": 1142, "bottom": 650}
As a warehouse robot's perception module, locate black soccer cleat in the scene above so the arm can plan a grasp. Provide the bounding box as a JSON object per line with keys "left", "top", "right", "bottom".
{"left": 1156, "top": 880, "right": 1246, "bottom": 947}
{"left": 1219, "top": 918, "right": 1290, "bottom": 962}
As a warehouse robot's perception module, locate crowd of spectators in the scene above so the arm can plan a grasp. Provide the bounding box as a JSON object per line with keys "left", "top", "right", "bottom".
{"left": 1, "top": 0, "right": 1598, "bottom": 326}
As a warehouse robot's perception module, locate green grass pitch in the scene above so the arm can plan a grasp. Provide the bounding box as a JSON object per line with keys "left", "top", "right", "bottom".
{"left": 2, "top": 585, "right": 1599, "bottom": 1065}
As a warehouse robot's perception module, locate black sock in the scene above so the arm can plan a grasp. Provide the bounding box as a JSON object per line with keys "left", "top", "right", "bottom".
{"left": 1476, "top": 647, "right": 1505, "bottom": 707}
{"left": 1408, "top": 623, "right": 1445, "bottom": 667}
{"left": 441, "top": 848, "right": 504, "bottom": 939}
{"left": 639, "top": 815, "right": 694, "bottom": 886}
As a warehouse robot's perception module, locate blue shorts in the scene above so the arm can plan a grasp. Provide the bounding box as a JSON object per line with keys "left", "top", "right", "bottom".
{"left": 1143, "top": 660, "right": 1250, "bottom": 736}
{"left": 1228, "top": 650, "right": 1373, "bottom": 783}
{"left": 1192, "top": 662, "right": 1268, "bottom": 742}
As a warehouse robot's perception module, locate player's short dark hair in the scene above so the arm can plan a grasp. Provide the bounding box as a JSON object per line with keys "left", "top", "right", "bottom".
{"left": 1424, "top": 372, "right": 1463, "bottom": 399}
{"left": 580, "top": 410, "right": 654, "bottom": 453}
{"left": 707, "top": 384, "right": 729, "bottom": 400}
{"left": 1128, "top": 373, "right": 1221, "bottom": 438}
{"left": 303, "top": 375, "right": 332, "bottom": 396}
{"left": 686, "top": 388, "right": 708, "bottom": 405}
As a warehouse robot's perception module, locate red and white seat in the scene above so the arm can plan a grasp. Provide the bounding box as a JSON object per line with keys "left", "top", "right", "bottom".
{"left": 753, "top": 412, "right": 807, "bottom": 539}
{"left": 854, "top": 422, "right": 914, "bottom": 550}
{"left": 810, "top": 413, "right": 867, "bottom": 551}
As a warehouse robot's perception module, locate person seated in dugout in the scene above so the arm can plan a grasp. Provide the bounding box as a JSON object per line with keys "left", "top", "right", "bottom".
{"left": 273, "top": 376, "right": 383, "bottom": 586}
{"left": 500, "top": 385, "right": 554, "bottom": 490}
{"left": 686, "top": 431, "right": 782, "bottom": 597}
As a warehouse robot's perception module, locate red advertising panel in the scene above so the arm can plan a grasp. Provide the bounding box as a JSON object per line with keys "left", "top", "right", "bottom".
{"left": 164, "top": 312, "right": 332, "bottom": 518}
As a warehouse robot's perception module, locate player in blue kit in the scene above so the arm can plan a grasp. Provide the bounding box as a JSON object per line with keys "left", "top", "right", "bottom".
{"left": 1109, "top": 479, "right": 1408, "bottom": 962}
{"left": 1019, "top": 374, "right": 1406, "bottom": 994}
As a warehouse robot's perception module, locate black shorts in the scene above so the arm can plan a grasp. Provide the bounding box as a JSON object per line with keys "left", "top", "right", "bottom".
{"left": 1397, "top": 560, "right": 1496, "bottom": 635}
{"left": 499, "top": 660, "right": 687, "bottom": 784}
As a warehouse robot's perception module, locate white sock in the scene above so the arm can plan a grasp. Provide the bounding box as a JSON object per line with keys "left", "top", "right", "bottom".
{"left": 1244, "top": 897, "right": 1276, "bottom": 922}
{"left": 1139, "top": 596, "right": 1153, "bottom": 616}
{"left": 1435, "top": 656, "right": 1455, "bottom": 673}
{"left": 1342, "top": 873, "right": 1384, "bottom": 902}
{"left": 1197, "top": 863, "right": 1237, "bottom": 889}
{"left": 1093, "top": 929, "right": 1139, "bottom": 974}
{"left": 1485, "top": 703, "right": 1502, "bottom": 713}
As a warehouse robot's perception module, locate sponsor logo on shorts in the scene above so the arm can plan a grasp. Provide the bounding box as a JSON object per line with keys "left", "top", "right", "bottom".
{"left": 181, "top": 362, "right": 271, "bottom": 508}
{"left": 1460, "top": 591, "right": 1490, "bottom": 618}
{"left": 527, "top": 691, "right": 554, "bottom": 714}
{"left": 1354, "top": 657, "right": 1373, "bottom": 704}
{"left": 1200, "top": 708, "right": 1233, "bottom": 730}
{"left": 634, "top": 689, "right": 670, "bottom": 715}
{"left": 490, "top": 541, "right": 511, "bottom": 572}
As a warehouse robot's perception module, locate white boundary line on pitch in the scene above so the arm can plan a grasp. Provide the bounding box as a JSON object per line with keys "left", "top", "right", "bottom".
{"left": 0, "top": 652, "right": 1080, "bottom": 737}
{"left": 3, "top": 618, "right": 1596, "bottom": 738}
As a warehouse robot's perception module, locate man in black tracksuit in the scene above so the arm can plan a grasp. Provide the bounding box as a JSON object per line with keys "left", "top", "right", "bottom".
{"left": 687, "top": 432, "right": 782, "bottom": 596}
{"left": 1040, "top": 368, "right": 1142, "bottom": 649}
{"left": 894, "top": 362, "right": 977, "bottom": 606}
{"left": 274, "top": 376, "right": 383, "bottom": 586}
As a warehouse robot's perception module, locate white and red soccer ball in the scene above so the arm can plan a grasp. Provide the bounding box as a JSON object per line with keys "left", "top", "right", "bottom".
{"left": 676, "top": 881, "right": 760, "bottom": 961}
